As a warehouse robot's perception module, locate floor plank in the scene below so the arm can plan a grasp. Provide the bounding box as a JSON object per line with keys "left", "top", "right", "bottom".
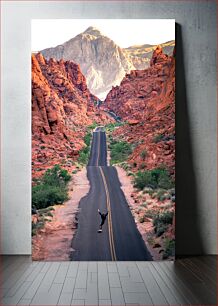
{"left": 0, "top": 256, "right": 217, "bottom": 306}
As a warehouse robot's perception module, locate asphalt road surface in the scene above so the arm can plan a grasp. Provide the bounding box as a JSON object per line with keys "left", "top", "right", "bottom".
{"left": 71, "top": 129, "right": 152, "bottom": 261}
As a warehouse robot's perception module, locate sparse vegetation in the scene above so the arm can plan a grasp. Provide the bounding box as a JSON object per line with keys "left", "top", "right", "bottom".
{"left": 153, "top": 211, "right": 174, "bottom": 237}
{"left": 105, "top": 122, "right": 124, "bottom": 132}
{"left": 139, "top": 162, "right": 146, "bottom": 170}
{"left": 144, "top": 209, "right": 156, "bottom": 219}
{"left": 87, "top": 122, "right": 98, "bottom": 131}
{"left": 134, "top": 167, "right": 173, "bottom": 190}
{"left": 32, "top": 165, "right": 71, "bottom": 210}
{"left": 163, "top": 238, "right": 175, "bottom": 259}
{"left": 110, "top": 140, "right": 132, "bottom": 165}
{"left": 78, "top": 131, "right": 92, "bottom": 165}
{"left": 156, "top": 189, "right": 167, "bottom": 201}
{"left": 153, "top": 133, "right": 165, "bottom": 143}
{"left": 32, "top": 220, "right": 45, "bottom": 236}
{"left": 120, "top": 162, "right": 131, "bottom": 171}
{"left": 140, "top": 150, "right": 147, "bottom": 160}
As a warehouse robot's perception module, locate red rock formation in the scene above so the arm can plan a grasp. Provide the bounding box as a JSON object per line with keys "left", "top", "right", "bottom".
{"left": 32, "top": 53, "right": 111, "bottom": 180}
{"left": 105, "top": 46, "right": 175, "bottom": 176}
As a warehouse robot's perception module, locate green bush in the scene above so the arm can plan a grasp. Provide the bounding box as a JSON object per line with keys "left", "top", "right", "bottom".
{"left": 42, "top": 165, "right": 71, "bottom": 187}
{"left": 153, "top": 134, "right": 165, "bottom": 143}
{"left": 84, "top": 132, "right": 92, "bottom": 146}
{"left": 78, "top": 150, "right": 89, "bottom": 164}
{"left": 155, "top": 223, "right": 169, "bottom": 237}
{"left": 78, "top": 132, "right": 92, "bottom": 165}
{"left": 32, "top": 165, "right": 70, "bottom": 210}
{"left": 32, "top": 220, "right": 45, "bottom": 236}
{"left": 105, "top": 122, "right": 124, "bottom": 132}
{"left": 32, "top": 185, "right": 68, "bottom": 209}
{"left": 110, "top": 141, "right": 132, "bottom": 165}
{"left": 156, "top": 189, "right": 166, "bottom": 201}
{"left": 139, "top": 162, "right": 146, "bottom": 170}
{"left": 163, "top": 239, "right": 175, "bottom": 259}
{"left": 144, "top": 210, "right": 155, "bottom": 219}
{"left": 140, "top": 150, "right": 147, "bottom": 160}
{"left": 120, "top": 162, "right": 130, "bottom": 171}
{"left": 139, "top": 216, "right": 145, "bottom": 223}
{"left": 87, "top": 122, "right": 98, "bottom": 131}
{"left": 134, "top": 167, "right": 173, "bottom": 190}
{"left": 153, "top": 211, "right": 174, "bottom": 237}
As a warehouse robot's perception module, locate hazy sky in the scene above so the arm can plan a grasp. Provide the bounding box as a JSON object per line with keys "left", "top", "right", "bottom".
{"left": 32, "top": 19, "right": 175, "bottom": 51}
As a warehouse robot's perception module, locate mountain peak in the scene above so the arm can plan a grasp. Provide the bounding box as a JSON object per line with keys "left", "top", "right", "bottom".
{"left": 83, "top": 26, "right": 102, "bottom": 36}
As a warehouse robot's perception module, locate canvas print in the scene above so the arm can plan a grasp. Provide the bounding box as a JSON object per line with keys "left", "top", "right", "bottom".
{"left": 32, "top": 19, "right": 175, "bottom": 261}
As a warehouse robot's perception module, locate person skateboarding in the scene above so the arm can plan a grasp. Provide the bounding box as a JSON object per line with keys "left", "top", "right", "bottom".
{"left": 98, "top": 209, "right": 108, "bottom": 232}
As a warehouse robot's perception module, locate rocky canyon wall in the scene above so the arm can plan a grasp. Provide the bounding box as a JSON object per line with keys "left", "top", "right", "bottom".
{"left": 105, "top": 46, "right": 175, "bottom": 176}
{"left": 32, "top": 53, "right": 110, "bottom": 179}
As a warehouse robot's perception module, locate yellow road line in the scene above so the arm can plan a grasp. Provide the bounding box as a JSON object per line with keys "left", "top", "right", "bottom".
{"left": 99, "top": 166, "right": 117, "bottom": 261}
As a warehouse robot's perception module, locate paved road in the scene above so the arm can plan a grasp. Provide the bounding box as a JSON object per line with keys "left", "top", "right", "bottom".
{"left": 71, "top": 129, "right": 152, "bottom": 261}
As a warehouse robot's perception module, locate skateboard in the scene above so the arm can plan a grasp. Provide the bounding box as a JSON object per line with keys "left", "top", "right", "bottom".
{"left": 98, "top": 229, "right": 102, "bottom": 233}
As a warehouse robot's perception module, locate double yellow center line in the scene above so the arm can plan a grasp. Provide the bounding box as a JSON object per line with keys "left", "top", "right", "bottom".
{"left": 96, "top": 129, "right": 116, "bottom": 261}
{"left": 99, "top": 166, "right": 117, "bottom": 261}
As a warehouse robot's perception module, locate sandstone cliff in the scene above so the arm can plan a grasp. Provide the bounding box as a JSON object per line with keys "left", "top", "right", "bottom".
{"left": 41, "top": 26, "right": 175, "bottom": 99}
{"left": 105, "top": 46, "right": 175, "bottom": 176}
{"left": 32, "top": 53, "right": 110, "bottom": 179}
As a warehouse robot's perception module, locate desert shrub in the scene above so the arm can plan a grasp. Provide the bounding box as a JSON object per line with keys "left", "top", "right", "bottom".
{"left": 153, "top": 134, "right": 165, "bottom": 143}
{"left": 78, "top": 132, "right": 92, "bottom": 165}
{"left": 42, "top": 165, "right": 71, "bottom": 187}
{"left": 105, "top": 122, "right": 124, "bottom": 132}
{"left": 45, "top": 211, "right": 53, "bottom": 217}
{"left": 134, "top": 167, "right": 173, "bottom": 190}
{"left": 139, "top": 216, "right": 145, "bottom": 223}
{"left": 87, "top": 122, "right": 98, "bottom": 131}
{"left": 139, "top": 162, "right": 146, "bottom": 170}
{"left": 32, "top": 220, "right": 45, "bottom": 236}
{"left": 144, "top": 210, "right": 155, "bottom": 219}
{"left": 127, "top": 171, "right": 134, "bottom": 176}
{"left": 32, "top": 185, "right": 68, "bottom": 209}
{"left": 163, "top": 239, "right": 175, "bottom": 259}
{"left": 120, "top": 162, "right": 130, "bottom": 171}
{"left": 110, "top": 141, "right": 132, "bottom": 165}
{"left": 134, "top": 171, "right": 156, "bottom": 190}
{"left": 140, "top": 150, "right": 147, "bottom": 160}
{"left": 78, "top": 150, "right": 89, "bottom": 164}
{"left": 147, "top": 236, "right": 155, "bottom": 246}
{"left": 32, "top": 165, "right": 70, "bottom": 210}
{"left": 156, "top": 189, "right": 166, "bottom": 201}
{"left": 155, "top": 223, "right": 168, "bottom": 237}
{"left": 153, "top": 211, "right": 174, "bottom": 237}
{"left": 84, "top": 132, "right": 92, "bottom": 146}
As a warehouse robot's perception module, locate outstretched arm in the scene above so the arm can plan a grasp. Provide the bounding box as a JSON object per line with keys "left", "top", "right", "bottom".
{"left": 98, "top": 209, "right": 102, "bottom": 216}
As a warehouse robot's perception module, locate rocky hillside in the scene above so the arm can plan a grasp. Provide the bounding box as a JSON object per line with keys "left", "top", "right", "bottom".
{"left": 32, "top": 53, "right": 111, "bottom": 179}
{"left": 41, "top": 27, "right": 175, "bottom": 99}
{"left": 105, "top": 46, "right": 175, "bottom": 176}
{"left": 125, "top": 40, "right": 175, "bottom": 69}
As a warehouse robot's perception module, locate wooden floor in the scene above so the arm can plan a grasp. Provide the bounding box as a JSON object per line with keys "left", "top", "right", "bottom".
{"left": 0, "top": 256, "right": 217, "bottom": 305}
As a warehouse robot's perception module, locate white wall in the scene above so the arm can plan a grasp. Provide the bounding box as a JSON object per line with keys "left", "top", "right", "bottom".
{"left": 1, "top": 1, "right": 217, "bottom": 255}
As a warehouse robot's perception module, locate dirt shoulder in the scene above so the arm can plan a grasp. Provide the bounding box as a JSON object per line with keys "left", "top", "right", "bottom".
{"left": 32, "top": 167, "right": 90, "bottom": 261}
